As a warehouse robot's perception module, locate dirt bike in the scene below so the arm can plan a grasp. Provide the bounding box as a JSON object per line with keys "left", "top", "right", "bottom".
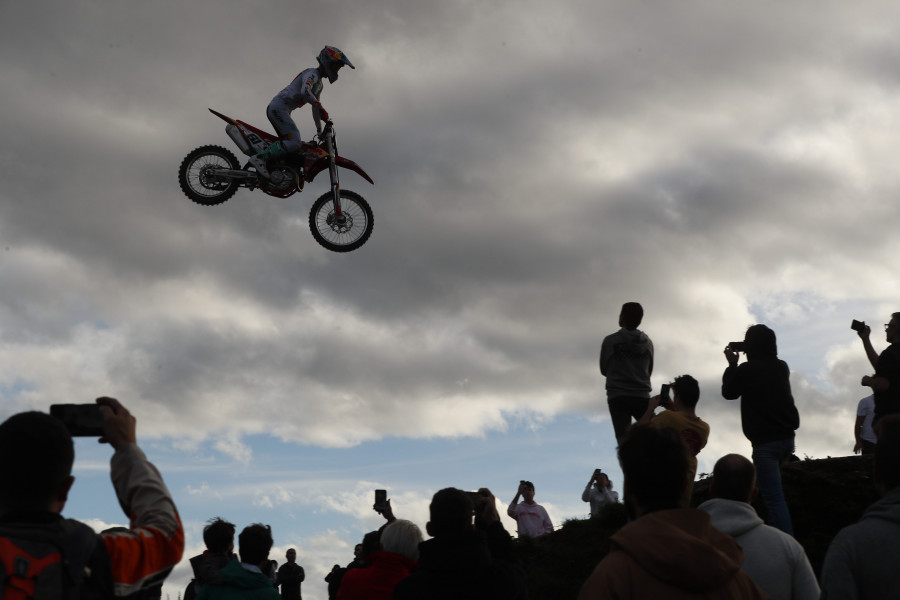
{"left": 178, "top": 108, "right": 374, "bottom": 252}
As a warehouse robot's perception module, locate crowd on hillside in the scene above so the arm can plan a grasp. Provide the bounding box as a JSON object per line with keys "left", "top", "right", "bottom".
{"left": 1, "top": 306, "right": 898, "bottom": 599}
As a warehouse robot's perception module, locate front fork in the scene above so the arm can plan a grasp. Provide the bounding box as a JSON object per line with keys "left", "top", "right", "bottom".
{"left": 325, "top": 134, "right": 343, "bottom": 217}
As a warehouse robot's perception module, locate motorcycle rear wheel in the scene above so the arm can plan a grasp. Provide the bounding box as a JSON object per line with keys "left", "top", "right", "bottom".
{"left": 309, "top": 190, "right": 374, "bottom": 252}
{"left": 179, "top": 145, "right": 240, "bottom": 205}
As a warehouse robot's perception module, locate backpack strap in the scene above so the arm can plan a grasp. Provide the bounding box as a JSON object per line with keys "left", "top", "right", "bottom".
{"left": 0, "top": 537, "right": 63, "bottom": 600}
{"left": 58, "top": 520, "right": 103, "bottom": 600}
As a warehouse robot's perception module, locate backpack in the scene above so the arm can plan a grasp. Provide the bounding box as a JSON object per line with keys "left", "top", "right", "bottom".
{"left": 0, "top": 519, "right": 109, "bottom": 600}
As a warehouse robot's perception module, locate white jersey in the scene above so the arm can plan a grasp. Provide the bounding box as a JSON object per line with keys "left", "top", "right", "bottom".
{"left": 274, "top": 67, "right": 324, "bottom": 110}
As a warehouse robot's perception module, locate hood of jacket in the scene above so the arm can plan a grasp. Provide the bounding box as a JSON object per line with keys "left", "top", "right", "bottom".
{"left": 697, "top": 498, "right": 764, "bottom": 538}
{"left": 610, "top": 509, "right": 744, "bottom": 592}
{"left": 862, "top": 485, "right": 900, "bottom": 526}
{"left": 612, "top": 328, "right": 652, "bottom": 356}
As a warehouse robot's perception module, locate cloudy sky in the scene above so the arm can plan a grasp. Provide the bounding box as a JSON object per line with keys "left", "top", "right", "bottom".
{"left": 4, "top": 1, "right": 900, "bottom": 598}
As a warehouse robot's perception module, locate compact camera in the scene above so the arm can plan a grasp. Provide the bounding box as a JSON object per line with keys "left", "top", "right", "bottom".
{"left": 851, "top": 319, "right": 866, "bottom": 333}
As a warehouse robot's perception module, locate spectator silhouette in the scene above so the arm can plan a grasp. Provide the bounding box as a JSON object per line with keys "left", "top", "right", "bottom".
{"left": 723, "top": 324, "right": 800, "bottom": 535}
{"left": 821, "top": 415, "right": 900, "bottom": 599}
{"left": 197, "top": 524, "right": 279, "bottom": 600}
{"left": 185, "top": 517, "right": 237, "bottom": 600}
{"left": 577, "top": 426, "right": 766, "bottom": 599}
{"left": 854, "top": 394, "right": 877, "bottom": 455}
{"left": 324, "top": 545, "right": 363, "bottom": 600}
{"left": 0, "top": 398, "right": 184, "bottom": 598}
{"left": 857, "top": 313, "right": 900, "bottom": 421}
{"left": 393, "top": 488, "right": 527, "bottom": 600}
{"left": 275, "top": 549, "right": 304, "bottom": 600}
{"left": 507, "top": 480, "right": 553, "bottom": 538}
{"left": 600, "top": 302, "right": 654, "bottom": 442}
{"left": 582, "top": 469, "right": 618, "bottom": 517}
{"left": 698, "top": 454, "right": 819, "bottom": 600}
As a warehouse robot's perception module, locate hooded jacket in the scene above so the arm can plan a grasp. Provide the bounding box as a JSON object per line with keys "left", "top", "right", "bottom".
{"left": 821, "top": 485, "right": 900, "bottom": 599}
{"left": 577, "top": 509, "right": 766, "bottom": 599}
{"left": 698, "top": 498, "right": 819, "bottom": 600}
{"left": 197, "top": 560, "right": 280, "bottom": 600}
{"left": 600, "top": 328, "right": 654, "bottom": 398}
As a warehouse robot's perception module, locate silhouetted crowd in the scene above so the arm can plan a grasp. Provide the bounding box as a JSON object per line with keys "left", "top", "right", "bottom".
{"left": 1, "top": 308, "right": 898, "bottom": 599}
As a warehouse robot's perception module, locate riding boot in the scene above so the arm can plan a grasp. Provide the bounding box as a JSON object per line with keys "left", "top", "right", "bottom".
{"left": 249, "top": 141, "right": 287, "bottom": 179}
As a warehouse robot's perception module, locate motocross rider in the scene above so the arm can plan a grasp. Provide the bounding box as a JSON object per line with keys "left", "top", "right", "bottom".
{"left": 249, "top": 46, "right": 354, "bottom": 179}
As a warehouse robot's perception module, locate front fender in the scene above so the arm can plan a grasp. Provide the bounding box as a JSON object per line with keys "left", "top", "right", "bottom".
{"left": 305, "top": 155, "right": 374, "bottom": 184}
{"left": 336, "top": 156, "right": 374, "bottom": 184}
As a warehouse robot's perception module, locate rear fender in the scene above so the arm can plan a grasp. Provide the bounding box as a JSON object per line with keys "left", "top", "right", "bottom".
{"left": 208, "top": 108, "right": 277, "bottom": 152}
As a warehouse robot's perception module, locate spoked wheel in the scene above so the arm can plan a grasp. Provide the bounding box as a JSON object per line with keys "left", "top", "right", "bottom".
{"left": 309, "top": 190, "right": 374, "bottom": 252}
{"left": 178, "top": 145, "right": 240, "bottom": 205}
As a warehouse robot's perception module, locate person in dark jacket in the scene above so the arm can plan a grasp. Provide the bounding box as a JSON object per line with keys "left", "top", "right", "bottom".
{"left": 275, "top": 549, "right": 304, "bottom": 600}
{"left": 392, "top": 488, "right": 527, "bottom": 600}
{"left": 722, "top": 324, "right": 800, "bottom": 535}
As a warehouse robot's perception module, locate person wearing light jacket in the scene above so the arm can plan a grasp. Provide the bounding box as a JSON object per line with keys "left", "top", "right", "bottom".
{"left": 582, "top": 470, "right": 618, "bottom": 517}
{"left": 698, "top": 454, "right": 819, "bottom": 600}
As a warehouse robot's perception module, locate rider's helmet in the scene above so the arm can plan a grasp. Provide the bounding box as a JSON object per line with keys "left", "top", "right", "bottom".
{"left": 317, "top": 46, "right": 355, "bottom": 84}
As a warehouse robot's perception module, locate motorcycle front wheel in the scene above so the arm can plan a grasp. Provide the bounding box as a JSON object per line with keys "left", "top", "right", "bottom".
{"left": 178, "top": 145, "right": 240, "bottom": 205}
{"left": 309, "top": 190, "right": 374, "bottom": 252}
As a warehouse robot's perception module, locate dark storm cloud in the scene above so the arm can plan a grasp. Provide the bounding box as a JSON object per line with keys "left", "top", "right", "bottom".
{"left": 2, "top": 0, "right": 900, "bottom": 457}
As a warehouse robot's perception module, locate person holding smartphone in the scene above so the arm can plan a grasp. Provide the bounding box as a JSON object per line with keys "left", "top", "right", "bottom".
{"left": 582, "top": 469, "right": 618, "bottom": 517}
{"left": 857, "top": 313, "right": 900, "bottom": 422}
{"left": 507, "top": 481, "right": 553, "bottom": 538}
{"left": 722, "top": 325, "right": 799, "bottom": 536}
{"left": 637, "top": 375, "right": 709, "bottom": 507}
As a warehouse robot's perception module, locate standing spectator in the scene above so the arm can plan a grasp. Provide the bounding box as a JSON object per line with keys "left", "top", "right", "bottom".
{"left": 582, "top": 469, "right": 618, "bottom": 517}
{"left": 198, "top": 524, "right": 280, "bottom": 600}
{"left": 336, "top": 519, "right": 422, "bottom": 600}
{"left": 0, "top": 398, "right": 184, "bottom": 599}
{"left": 638, "top": 374, "right": 709, "bottom": 506}
{"left": 577, "top": 427, "right": 765, "bottom": 599}
{"left": 507, "top": 481, "right": 553, "bottom": 538}
{"left": 857, "top": 314, "right": 900, "bottom": 421}
{"left": 185, "top": 517, "right": 237, "bottom": 600}
{"left": 276, "top": 549, "right": 304, "bottom": 600}
{"left": 699, "top": 454, "right": 819, "bottom": 600}
{"left": 821, "top": 415, "right": 900, "bottom": 599}
{"left": 600, "top": 302, "right": 654, "bottom": 442}
{"left": 393, "top": 488, "right": 527, "bottom": 600}
{"left": 722, "top": 324, "right": 800, "bottom": 536}
{"left": 855, "top": 394, "right": 877, "bottom": 455}
{"left": 324, "top": 545, "right": 363, "bottom": 600}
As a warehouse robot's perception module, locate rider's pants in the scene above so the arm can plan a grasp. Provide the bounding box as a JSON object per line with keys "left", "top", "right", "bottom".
{"left": 266, "top": 97, "right": 304, "bottom": 154}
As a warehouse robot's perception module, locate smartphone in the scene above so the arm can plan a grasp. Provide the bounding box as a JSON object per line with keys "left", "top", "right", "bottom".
{"left": 660, "top": 384, "right": 670, "bottom": 404}
{"left": 729, "top": 341, "right": 746, "bottom": 352}
{"left": 50, "top": 404, "right": 104, "bottom": 437}
{"left": 374, "top": 489, "right": 387, "bottom": 511}
{"left": 851, "top": 319, "right": 865, "bottom": 332}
